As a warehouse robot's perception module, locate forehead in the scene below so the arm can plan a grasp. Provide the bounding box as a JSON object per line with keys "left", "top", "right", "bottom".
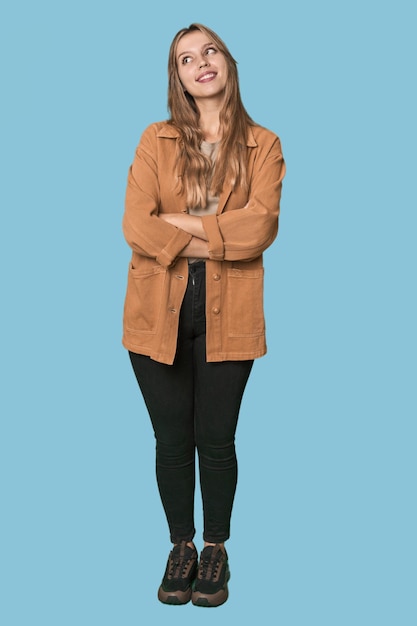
{"left": 176, "top": 31, "right": 214, "bottom": 56}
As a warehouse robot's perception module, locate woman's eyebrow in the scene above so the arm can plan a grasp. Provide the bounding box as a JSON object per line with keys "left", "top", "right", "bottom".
{"left": 177, "top": 42, "right": 214, "bottom": 60}
{"left": 177, "top": 50, "right": 192, "bottom": 59}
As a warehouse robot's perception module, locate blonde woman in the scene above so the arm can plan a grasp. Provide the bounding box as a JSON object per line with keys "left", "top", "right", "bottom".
{"left": 122, "top": 23, "right": 285, "bottom": 607}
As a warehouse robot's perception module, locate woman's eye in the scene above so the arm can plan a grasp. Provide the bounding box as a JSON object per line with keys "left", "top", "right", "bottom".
{"left": 182, "top": 56, "right": 192, "bottom": 65}
{"left": 205, "top": 47, "right": 216, "bottom": 55}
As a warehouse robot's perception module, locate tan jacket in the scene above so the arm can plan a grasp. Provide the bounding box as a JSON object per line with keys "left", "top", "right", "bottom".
{"left": 122, "top": 121, "right": 285, "bottom": 364}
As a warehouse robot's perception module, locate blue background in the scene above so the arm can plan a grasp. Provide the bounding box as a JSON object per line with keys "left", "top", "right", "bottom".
{"left": 1, "top": 1, "right": 415, "bottom": 624}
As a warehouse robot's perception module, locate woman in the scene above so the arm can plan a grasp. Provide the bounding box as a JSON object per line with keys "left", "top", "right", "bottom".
{"left": 122, "top": 23, "right": 285, "bottom": 607}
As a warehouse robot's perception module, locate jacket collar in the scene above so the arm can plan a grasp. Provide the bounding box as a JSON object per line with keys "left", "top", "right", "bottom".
{"left": 157, "top": 122, "right": 258, "bottom": 147}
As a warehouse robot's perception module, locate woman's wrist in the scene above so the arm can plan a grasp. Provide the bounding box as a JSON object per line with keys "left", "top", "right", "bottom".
{"left": 160, "top": 213, "right": 208, "bottom": 241}
{"left": 179, "top": 236, "right": 209, "bottom": 258}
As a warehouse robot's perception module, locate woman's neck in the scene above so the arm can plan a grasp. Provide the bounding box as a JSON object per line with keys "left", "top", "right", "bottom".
{"left": 201, "top": 128, "right": 221, "bottom": 143}
{"left": 199, "top": 119, "right": 221, "bottom": 143}
{"left": 197, "top": 103, "right": 222, "bottom": 143}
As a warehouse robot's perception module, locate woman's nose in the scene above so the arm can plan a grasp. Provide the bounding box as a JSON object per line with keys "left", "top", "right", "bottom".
{"left": 198, "top": 57, "right": 209, "bottom": 68}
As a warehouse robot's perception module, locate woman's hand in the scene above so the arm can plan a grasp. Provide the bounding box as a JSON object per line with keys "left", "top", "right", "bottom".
{"left": 178, "top": 236, "right": 209, "bottom": 259}
{"left": 159, "top": 213, "right": 208, "bottom": 241}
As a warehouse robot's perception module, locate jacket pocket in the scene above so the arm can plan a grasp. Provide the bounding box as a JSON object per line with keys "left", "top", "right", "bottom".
{"left": 125, "top": 263, "right": 166, "bottom": 334}
{"left": 226, "top": 268, "right": 265, "bottom": 337}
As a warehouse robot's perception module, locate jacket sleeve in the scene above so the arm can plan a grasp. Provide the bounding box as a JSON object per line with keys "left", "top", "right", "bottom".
{"left": 201, "top": 136, "right": 285, "bottom": 262}
{"left": 122, "top": 125, "right": 192, "bottom": 268}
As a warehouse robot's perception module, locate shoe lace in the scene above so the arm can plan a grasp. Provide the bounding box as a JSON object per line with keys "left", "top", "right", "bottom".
{"left": 199, "top": 548, "right": 222, "bottom": 581}
{"left": 168, "top": 543, "right": 193, "bottom": 579}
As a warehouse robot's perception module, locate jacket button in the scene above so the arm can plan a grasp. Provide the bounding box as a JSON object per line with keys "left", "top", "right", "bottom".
{"left": 212, "top": 307, "right": 220, "bottom": 315}
{"left": 169, "top": 308, "right": 177, "bottom": 314}
{"left": 175, "top": 275, "right": 184, "bottom": 280}
{"left": 212, "top": 273, "right": 221, "bottom": 281}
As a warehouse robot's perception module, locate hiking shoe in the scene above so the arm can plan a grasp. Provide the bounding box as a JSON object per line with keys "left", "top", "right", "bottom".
{"left": 158, "top": 541, "right": 198, "bottom": 605}
{"left": 192, "top": 544, "right": 230, "bottom": 607}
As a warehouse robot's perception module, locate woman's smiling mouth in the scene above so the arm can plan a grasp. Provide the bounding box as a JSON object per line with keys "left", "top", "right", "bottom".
{"left": 196, "top": 71, "right": 217, "bottom": 83}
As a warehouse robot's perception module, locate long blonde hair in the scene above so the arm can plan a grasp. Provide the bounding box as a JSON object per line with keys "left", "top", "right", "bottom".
{"left": 167, "top": 23, "right": 254, "bottom": 209}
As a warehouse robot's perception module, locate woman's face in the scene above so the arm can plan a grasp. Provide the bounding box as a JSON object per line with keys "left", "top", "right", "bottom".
{"left": 176, "top": 30, "right": 228, "bottom": 103}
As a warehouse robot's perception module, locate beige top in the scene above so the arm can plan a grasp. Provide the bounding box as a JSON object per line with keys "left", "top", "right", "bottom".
{"left": 188, "top": 140, "right": 220, "bottom": 263}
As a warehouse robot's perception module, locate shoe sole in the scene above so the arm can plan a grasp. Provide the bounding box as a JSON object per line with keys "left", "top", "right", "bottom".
{"left": 191, "top": 572, "right": 230, "bottom": 608}
{"left": 158, "top": 586, "right": 192, "bottom": 605}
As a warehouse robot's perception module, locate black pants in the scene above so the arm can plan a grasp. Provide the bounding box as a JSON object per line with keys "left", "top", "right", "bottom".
{"left": 129, "top": 261, "right": 253, "bottom": 544}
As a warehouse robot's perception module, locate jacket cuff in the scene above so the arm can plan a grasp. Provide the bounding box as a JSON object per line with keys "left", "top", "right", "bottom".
{"left": 202, "top": 214, "right": 225, "bottom": 261}
{"left": 156, "top": 228, "right": 193, "bottom": 268}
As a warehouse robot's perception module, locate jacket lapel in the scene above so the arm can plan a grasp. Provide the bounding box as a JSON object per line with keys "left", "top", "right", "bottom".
{"left": 217, "top": 126, "right": 258, "bottom": 214}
